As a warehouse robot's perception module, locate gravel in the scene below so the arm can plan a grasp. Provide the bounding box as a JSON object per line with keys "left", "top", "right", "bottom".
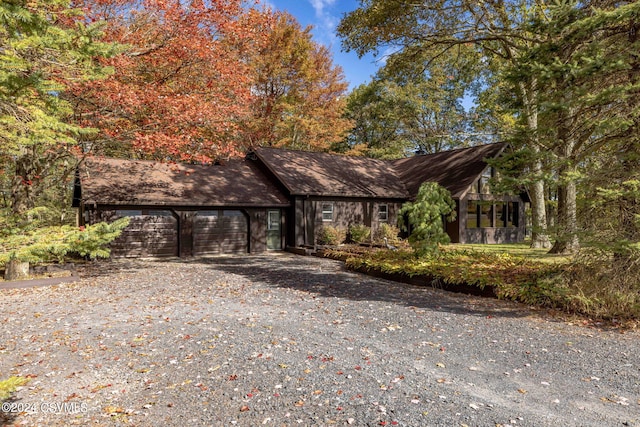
{"left": 1, "top": 252, "right": 639, "bottom": 427}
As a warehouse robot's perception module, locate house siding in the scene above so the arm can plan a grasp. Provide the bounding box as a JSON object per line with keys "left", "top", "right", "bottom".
{"left": 290, "top": 197, "right": 403, "bottom": 246}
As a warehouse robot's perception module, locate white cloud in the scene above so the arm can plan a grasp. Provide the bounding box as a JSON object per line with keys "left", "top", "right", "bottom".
{"left": 307, "top": 0, "right": 339, "bottom": 45}
{"left": 309, "top": 0, "right": 337, "bottom": 17}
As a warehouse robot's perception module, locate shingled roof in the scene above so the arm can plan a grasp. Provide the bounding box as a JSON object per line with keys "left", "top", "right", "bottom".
{"left": 78, "top": 157, "right": 290, "bottom": 207}
{"left": 253, "top": 147, "right": 410, "bottom": 199}
{"left": 253, "top": 143, "right": 505, "bottom": 199}
{"left": 392, "top": 143, "right": 507, "bottom": 198}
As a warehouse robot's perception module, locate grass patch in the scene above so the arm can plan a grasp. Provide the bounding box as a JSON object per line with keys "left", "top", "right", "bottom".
{"left": 449, "top": 243, "right": 571, "bottom": 264}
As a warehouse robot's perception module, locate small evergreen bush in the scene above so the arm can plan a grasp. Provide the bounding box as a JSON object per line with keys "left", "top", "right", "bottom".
{"left": 398, "top": 182, "right": 455, "bottom": 255}
{"left": 0, "top": 217, "right": 130, "bottom": 267}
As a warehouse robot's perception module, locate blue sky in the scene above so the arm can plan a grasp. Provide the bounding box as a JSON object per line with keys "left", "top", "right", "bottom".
{"left": 260, "top": 0, "right": 380, "bottom": 91}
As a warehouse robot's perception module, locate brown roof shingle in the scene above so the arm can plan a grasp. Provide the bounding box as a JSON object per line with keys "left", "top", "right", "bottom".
{"left": 391, "top": 143, "right": 506, "bottom": 198}
{"left": 253, "top": 147, "right": 410, "bottom": 199}
{"left": 79, "top": 157, "right": 290, "bottom": 207}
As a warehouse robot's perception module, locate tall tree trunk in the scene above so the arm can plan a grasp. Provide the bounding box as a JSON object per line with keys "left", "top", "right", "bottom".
{"left": 530, "top": 170, "right": 551, "bottom": 248}
{"left": 11, "top": 154, "right": 36, "bottom": 214}
{"left": 549, "top": 165, "right": 579, "bottom": 254}
{"left": 522, "top": 99, "right": 551, "bottom": 249}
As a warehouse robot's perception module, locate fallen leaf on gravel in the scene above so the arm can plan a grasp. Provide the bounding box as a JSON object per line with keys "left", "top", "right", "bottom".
{"left": 104, "top": 406, "right": 125, "bottom": 414}
{"left": 518, "top": 389, "right": 527, "bottom": 394}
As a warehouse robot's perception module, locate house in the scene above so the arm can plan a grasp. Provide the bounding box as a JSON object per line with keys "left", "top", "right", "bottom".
{"left": 73, "top": 143, "right": 526, "bottom": 257}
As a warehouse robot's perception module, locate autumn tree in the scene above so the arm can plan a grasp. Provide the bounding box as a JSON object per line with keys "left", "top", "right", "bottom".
{"left": 337, "top": 0, "right": 553, "bottom": 248}
{"left": 69, "top": 0, "right": 272, "bottom": 162}
{"left": 342, "top": 44, "right": 479, "bottom": 159}
{"left": 337, "top": 80, "right": 411, "bottom": 159}
{"left": 240, "top": 12, "right": 352, "bottom": 152}
{"left": 0, "top": 0, "right": 117, "bottom": 214}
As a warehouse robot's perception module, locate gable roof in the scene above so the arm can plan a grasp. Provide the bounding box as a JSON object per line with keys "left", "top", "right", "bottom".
{"left": 391, "top": 143, "right": 507, "bottom": 198}
{"left": 253, "top": 143, "right": 506, "bottom": 200}
{"left": 253, "top": 147, "right": 410, "bottom": 199}
{"left": 78, "top": 157, "right": 290, "bottom": 207}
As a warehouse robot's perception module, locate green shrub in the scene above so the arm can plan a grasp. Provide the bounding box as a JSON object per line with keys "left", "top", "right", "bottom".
{"left": 398, "top": 182, "right": 456, "bottom": 255}
{"left": 316, "top": 225, "right": 346, "bottom": 246}
{"left": 348, "top": 224, "right": 371, "bottom": 244}
{"left": 0, "top": 217, "right": 130, "bottom": 267}
{"left": 0, "top": 377, "right": 28, "bottom": 401}
{"left": 374, "top": 223, "right": 400, "bottom": 245}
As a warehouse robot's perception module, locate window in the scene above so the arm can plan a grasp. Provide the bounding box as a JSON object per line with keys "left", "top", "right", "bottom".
{"left": 507, "top": 202, "right": 519, "bottom": 227}
{"left": 467, "top": 201, "right": 479, "bottom": 228}
{"left": 268, "top": 210, "right": 280, "bottom": 230}
{"left": 116, "top": 209, "right": 173, "bottom": 217}
{"left": 480, "top": 202, "right": 494, "bottom": 227}
{"left": 469, "top": 200, "right": 517, "bottom": 229}
{"left": 498, "top": 203, "right": 508, "bottom": 227}
{"left": 116, "top": 209, "right": 142, "bottom": 217}
{"left": 478, "top": 167, "right": 493, "bottom": 194}
{"left": 378, "top": 204, "right": 388, "bottom": 222}
{"left": 147, "top": 210, "right": 172, "bottom": 217}
{"left": 322, "top": 203, "right": 333, "bottom": 222}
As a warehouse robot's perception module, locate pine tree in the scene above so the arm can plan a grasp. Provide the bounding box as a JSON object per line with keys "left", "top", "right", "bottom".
{"left": 0, "top": 0, "right": 118, "bottom": 214}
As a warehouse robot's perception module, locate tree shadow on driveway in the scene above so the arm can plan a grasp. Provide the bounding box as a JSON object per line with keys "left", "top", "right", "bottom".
{"left": 187, "top": 253, "right": 534, "bottom": 321}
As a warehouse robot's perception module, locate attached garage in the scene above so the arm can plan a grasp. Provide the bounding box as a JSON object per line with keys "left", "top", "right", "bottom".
{"left": 193, "top": 210, "right": 248, "bottom": 255}
{"left": 75, "top": 157, "right": 290, "bottom": 257}
{"left": 109, "top": 210, "right": 179, "bottom": 258}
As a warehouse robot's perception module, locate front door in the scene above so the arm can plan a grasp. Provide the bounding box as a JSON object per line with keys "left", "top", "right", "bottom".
{"left": 267, "top": 209, "right": 281, "bottom": 250}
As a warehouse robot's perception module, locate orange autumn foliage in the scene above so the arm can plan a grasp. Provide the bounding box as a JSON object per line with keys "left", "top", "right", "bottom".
{"left": 70, "top": 0, "right": 273, "bottom": 162}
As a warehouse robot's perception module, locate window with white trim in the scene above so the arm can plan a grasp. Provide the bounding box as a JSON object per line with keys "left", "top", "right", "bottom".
{"left": 378, "top": 204, "right": 388, "bottom": 222}
{"left": 321, "top": 203, "right": 334, "bottom": 222}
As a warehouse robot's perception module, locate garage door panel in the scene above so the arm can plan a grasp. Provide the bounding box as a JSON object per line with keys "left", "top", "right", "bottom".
{"left": 193, "top": 210, "right": 248, "bottom": 255}
{"left": 110, "top": 214, "right": 178, "bottom": 258}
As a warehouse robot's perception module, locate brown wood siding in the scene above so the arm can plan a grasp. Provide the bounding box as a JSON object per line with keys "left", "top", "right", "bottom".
{"left": 193, "top": 213, "right": 248, "bottom": 255}
{"left": 293, "top": 197, "right": 405, "bottom": 246}
{"left": 249, "top": 209, "right": 267, "bottom": 253}
{"left": 110, "top": 215, "right": 179, "bottom": 258}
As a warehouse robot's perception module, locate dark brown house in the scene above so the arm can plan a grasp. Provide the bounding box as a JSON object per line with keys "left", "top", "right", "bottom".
{"left": 74, "top": 143, "right": 526, "bottom": 257}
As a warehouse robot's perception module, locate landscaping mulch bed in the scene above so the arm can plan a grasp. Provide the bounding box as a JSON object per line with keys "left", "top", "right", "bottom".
{"left": 1, "top": 253, "right": 638, "bottom": 426}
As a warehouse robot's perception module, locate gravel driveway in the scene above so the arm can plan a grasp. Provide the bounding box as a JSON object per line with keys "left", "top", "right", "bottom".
{"left": 1, "top": 253, "right": 638, "bottom": 427}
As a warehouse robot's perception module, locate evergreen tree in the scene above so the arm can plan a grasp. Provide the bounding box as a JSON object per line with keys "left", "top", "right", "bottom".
{"left": 0, "top": 0, "right": 117, "bottom": 214}
{"left": 398, "top": 182, "right": 456, "bottom": 255}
